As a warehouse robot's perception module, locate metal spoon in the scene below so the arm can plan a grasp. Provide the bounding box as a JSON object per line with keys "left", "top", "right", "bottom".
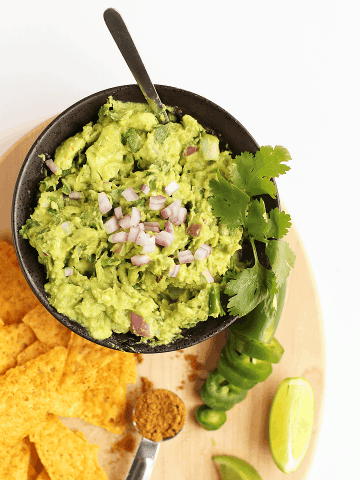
{"left": 103, "top": 7, "right": 169, "bottom": 124}
{"left": 125, "top": 389, "right": 186, "bottom": 480}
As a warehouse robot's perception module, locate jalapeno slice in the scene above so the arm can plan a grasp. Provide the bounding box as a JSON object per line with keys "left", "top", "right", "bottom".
{"left": 201, "top": 368, "right": 248, "bottom": 411}
{"left": 195, "top": 405, "right": 227, "bottom": 431}
{"left": 230, "top": 334, "right": 284, "bottom": 364}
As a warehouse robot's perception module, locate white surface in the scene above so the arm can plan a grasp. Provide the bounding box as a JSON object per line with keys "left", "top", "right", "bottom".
{"left": 1, "top": 1, "right": 359, "bottom": 478}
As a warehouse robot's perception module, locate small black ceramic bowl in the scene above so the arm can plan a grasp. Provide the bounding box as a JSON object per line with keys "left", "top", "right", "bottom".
{"left": 11, "top": 84, "right": 280, "bottom": 353}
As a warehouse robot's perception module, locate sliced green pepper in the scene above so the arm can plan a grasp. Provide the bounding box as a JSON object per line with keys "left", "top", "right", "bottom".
{"left": 230, "top": 279, "right": 287, "bottom": 344}
{"left": 209, "top": 284, "right": 225, "bottom": 317}
{"left": 231, "top": 334, "right": 284, "bottom": 364}
{"left": 217, "top": 352, "right": 259, "bottom": 390}
{"left": 218, "top": 336, "right": 272, "bottom": 386}
{"left": 195, "top": 405, "right": 227, "bottom": 431}
{"left": 201, "top": 368, "right": 247, "bottom": 411}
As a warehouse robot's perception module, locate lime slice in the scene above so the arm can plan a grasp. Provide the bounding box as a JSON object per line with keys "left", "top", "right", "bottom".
{"left": 213, "top": 455, "right": 263, "bottom": 480}
{"left": 269, "top": 377, "right": 315, "bottom": 473}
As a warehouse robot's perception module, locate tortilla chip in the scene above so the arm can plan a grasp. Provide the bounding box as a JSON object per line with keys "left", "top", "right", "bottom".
{"left": 0, "top": 317, "right": 4, "bottom": 326}
{"left": 58, "top": 332, "right": 136, "bottom": 392}
{"left": 29, "top": 414, "right": 107, "bottom": 480}
{"left": 0, "top": 322, "right": 36, "bottom": 374}
{"left": 51, "top": 383, "right": 128, "bottom": 435}
{"left": 79, "top": 383, "right": 128, "bottom": 434}
{"left": 17, "top": 340, "right": 51, "bottom": 366}
{"left": 35, "top": 470, "right": 51, "bottom": 480}
{"left": 0, "top": 438, "right": 31, "bottom": 480}
{"left": 60, "top": 332, "right": 136, "bottom": 390}
{"left": 0, "top": 240, "right": 39, "bottom": 325}
{"left": 22, "top": 304, "right": 71, "bottom": 348}
{"left": 0, "top": 346, "right": 67, "bottom": 447}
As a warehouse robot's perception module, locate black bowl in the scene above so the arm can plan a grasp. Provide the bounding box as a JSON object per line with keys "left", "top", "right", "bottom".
{"left": 11, "top": 84, "right": 280, "bottom": 353}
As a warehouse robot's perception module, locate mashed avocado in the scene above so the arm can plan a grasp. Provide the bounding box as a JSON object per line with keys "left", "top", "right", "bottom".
{"left": 20, "top": 97, "right": 243, "bottom": 345}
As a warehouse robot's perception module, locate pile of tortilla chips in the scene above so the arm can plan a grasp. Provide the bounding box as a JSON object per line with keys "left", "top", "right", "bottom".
{"left": 0, "top": 239, "right": 137, "bottom": 480}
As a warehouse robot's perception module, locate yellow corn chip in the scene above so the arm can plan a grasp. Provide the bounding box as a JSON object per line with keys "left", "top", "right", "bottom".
{"left": 0, "top": 322, "right": 36, "bottom": 374}
{"left": 58, "top": 332, "right": 136, "bottom": 393}
{"left": 0, "top": 346, "right": 67, "bottom": 447}
{"left": 35, "top": 469, "right": 51, "bottom": 480}
{"left": 0, "top": 240, "right": 39, "bottom": 325}
{"left": 22, "top": 304, "right": 71, "bottom": 348}
{"left": 0, "top": 317, "right": 4, "bottom": 326}
{"left": 29, "top": 414, "right": 108, "bottom": 480}
{"left": 51, "top": 383, "right": 128, "bottom": 435}
{"left": 0, "top": 438, "right": 31, "bottom": 480}
{"left": 79, "top": 383, "right": 128, "bottom": 434}
{"left": 17, "top": 340, "right": 50, "bottom": 366}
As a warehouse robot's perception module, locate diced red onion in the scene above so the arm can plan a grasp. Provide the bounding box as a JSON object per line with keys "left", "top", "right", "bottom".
{"left": 98, "top": 192, "right": 112, "bottom": 214}
{"left": 139, "top": 223, "right": 144, "bottom": 230}
{"left": 109, "top": 231, "right": 128, "bottom": 243}
{"left": 187, "top": 223, "right": 202, "bottom": 237}
{"left": 45, "top": 159, "right": 59, "bottom": 174}
{"left": 161, "top": 199, "right": 181, "bottom": 220}
{"left": 130, "top": 312, "right": 151, "bottom": 337}
{"left": 143, "top": 236, "right": 156, "bottom": 253}
{"left": 165, "top": 221, "right": 174, "bottom": 235}
{"left": 160, "top": 206, "right": 172, "bottom": 219}
{"left": 168, "top": 265, "right": 181, "bottom": 278}
{"left": 194, "top": 243, "right": 212, "bottom": 260}
{"left": 183, "top": 145, "right": 198, "bottom": 157}
{"left": 149, "top": 195, "right": 166, "bottom": 210}
{"left": 173, "top": 207, "right": 187, "bottom": 226}
{"left": 135, "top": 230, "right": 148, "bottom": 246}
{"left": 141, "top": 184, "right": 150, "bottom": 194}
{"left": 165, "top": 180, "right": 180, "bottom": 196}
{"left": 64, "top": 267, "right": 73, "bottom": 277}
{"left": 143, "top": 222, "right": 160, "bottom": 233}
{"left": 114, "top": 206, "right": 123, "bottom": 219}
{"left": 131, "top": 255, "right": 152, "bottom": 266}
{"left": 128, "top": 225, "right": 141, "bottom": 243}
{"left": 130, "top": 207, "right": 141, "bottom": 227}
{"left": 69, "top": 191, "right": 83, "bottom": 199}
{"left": 118, "top": 214, "right": 133, "bottom": 229}
{"left": 155, "top": 231, "right": 174, "bottom": 247}
{"left": 60, "top": 222, "right": 71, "bottom": 235}
{"left": 202, "top": 268, "right": 214, "bottom": 283}
{"left": 103, "top": 216, "right": 119, "bottom": 234}
{"left": 114, "top": 243, "right": 124, "bottom": 254}
{"left": 121, "top": 187, "right": 138, "bottom": 201}
{"left": 178, "top": 250, "right": 194, "bottom": 264}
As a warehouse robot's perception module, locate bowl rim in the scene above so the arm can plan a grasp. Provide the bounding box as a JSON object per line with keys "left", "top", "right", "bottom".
{"left": 11, "top": 84, "right": 279, "bottom": 353}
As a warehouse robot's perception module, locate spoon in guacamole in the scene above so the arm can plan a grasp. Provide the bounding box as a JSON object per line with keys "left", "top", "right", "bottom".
{"left": 104, "top": 7, "right": 170, "bottom": 124}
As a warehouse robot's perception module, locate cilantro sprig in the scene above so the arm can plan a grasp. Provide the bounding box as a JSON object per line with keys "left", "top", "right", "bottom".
{"left": 210, "top": 145, "right": 295, "bottom": 318}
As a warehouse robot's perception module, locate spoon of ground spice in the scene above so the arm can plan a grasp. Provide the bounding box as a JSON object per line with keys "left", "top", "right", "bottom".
{"left": 126, "top": 388, "right": 187, "bottom": 480}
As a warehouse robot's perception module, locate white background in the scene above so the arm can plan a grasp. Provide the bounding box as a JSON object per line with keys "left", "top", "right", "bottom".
{"left": 1, "top": 1, "right": 359, "bottom": 478}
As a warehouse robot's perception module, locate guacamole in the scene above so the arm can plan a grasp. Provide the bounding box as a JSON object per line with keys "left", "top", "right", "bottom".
{"left": 20, "top": 97, "right": 243, "bottom": 345}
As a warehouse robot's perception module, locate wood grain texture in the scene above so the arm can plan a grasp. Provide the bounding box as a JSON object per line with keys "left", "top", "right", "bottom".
{"left": 1, "top": 121, "right": 325, "bottom": 480}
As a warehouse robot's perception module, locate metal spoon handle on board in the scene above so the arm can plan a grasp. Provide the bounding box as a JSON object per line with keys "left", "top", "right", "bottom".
{"left": 103, "top": 8, "right": 169, "bottom": 124}
{"left": 125, "top": 437, "right": 160, "bottom": 480}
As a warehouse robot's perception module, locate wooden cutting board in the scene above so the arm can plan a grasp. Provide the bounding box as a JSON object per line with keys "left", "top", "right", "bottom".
{"left": 0, "top": 120, "right": 325, "bottom": 480}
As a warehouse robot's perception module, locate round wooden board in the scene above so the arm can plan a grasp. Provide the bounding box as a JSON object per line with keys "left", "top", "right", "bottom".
{"left": 0, "top": 121, "right": 325, "bottom": 480}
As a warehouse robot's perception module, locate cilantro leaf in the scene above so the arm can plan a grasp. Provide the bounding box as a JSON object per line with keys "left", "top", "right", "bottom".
{"left": 232, "top": 145, "right": 291, "bottom": 198}
{"left": 266, "top": 239, "right": 296, "bottom": 287}
{"left": 245, "top": 199, "right": 268, "bottom": 240}
{"left": 209, "top": 173, "right": 249, "bottom": 231}
{"left": 267, "top": 208, "right": 292, "bottom": 239}
{"left": 225, "top": 263, "right": 276, "bottom": 317}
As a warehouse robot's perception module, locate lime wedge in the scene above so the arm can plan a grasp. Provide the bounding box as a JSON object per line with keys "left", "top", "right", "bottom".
{"left": 213, "top": 455, "right": 263, "bottom": 480}
{"left": 269, "top": 377, "right": 315, "bottom": 473}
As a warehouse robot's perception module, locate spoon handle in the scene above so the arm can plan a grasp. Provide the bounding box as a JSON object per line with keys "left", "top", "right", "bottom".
{"left": 103, "top": 8, "right": 169, "bottom": 123}
{"left": 125, "top": 437, "right": 160, "bottom": 480}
